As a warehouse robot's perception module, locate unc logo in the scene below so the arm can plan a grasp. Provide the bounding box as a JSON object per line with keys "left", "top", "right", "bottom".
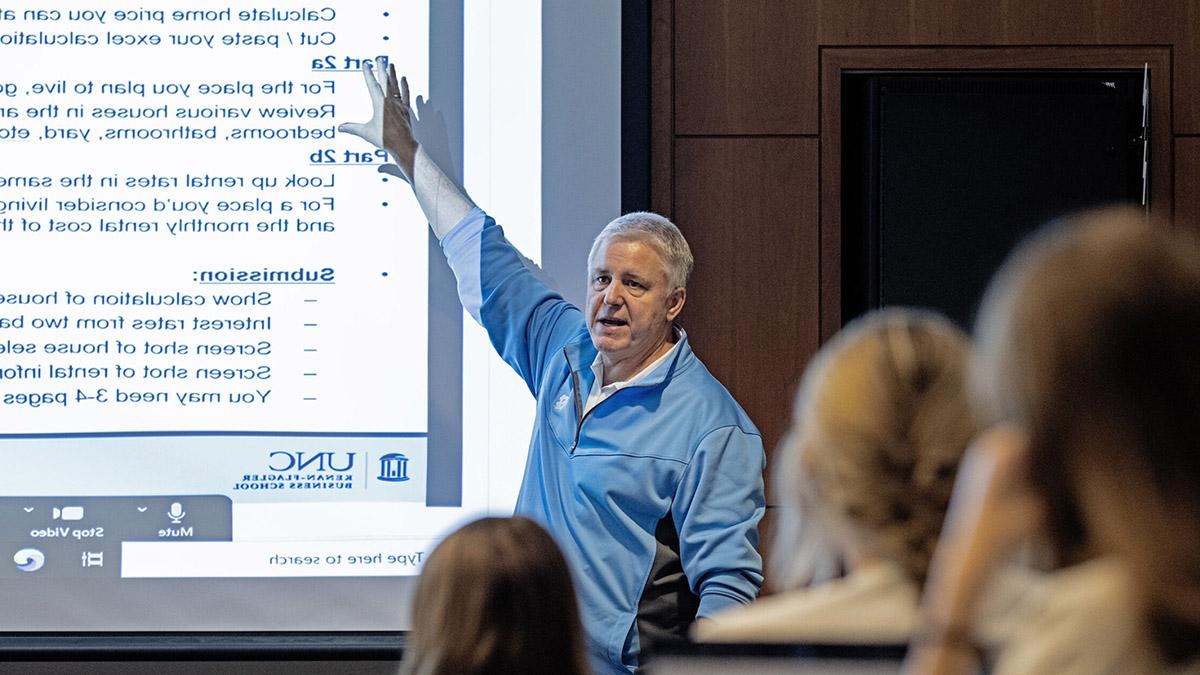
{"left": 269, "top": 451, "right": 354, "bottom": 472}
{"left": 378, "top": 453, "right": 410, "bottom": 482}
{"left": 553, "top": 394, "right": 569, "bottom": 411}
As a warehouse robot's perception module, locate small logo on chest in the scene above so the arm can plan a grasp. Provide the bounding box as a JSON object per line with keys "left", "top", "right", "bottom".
{"left": 553, "top": 394, "right": 570, "bottom": 411}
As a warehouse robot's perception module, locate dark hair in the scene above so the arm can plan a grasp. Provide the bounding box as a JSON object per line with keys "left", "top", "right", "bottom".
{"left": 402, "top": 516, "right": 590, "bottom": 675}
{"left": 973, "top": 206, "right": 1200, "bottom": 662}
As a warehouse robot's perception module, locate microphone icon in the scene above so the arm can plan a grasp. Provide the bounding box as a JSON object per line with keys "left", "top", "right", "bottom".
{"left": 167, "top": 502, "right": 186, "bottom": 524}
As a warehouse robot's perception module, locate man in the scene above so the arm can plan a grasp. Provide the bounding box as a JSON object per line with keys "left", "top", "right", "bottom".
{"left": 340, "top": 59, "right": 764, "bottom": 675}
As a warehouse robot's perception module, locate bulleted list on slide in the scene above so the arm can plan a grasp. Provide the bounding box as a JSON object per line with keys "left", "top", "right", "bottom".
{"left": 0, "top": 3, "right": 431, "bottom": 436}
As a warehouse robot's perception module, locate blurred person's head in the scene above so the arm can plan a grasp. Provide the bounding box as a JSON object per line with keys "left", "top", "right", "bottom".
{"left": 773, "top": 308, "right": 978, "bottom": 589}
{"left": 972, "top": 206, "right": 1200, "bottom": 661}
{"left": 403, "top": 516, "right": 590, "bottom": 675}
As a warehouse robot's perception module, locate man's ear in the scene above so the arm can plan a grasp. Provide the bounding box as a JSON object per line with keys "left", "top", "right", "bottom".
{"left": 665, "top": 287, "right": 686, "bottom": 321}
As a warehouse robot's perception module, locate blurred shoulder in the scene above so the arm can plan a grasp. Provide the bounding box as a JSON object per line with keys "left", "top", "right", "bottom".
{"left": 993, "top": 557, "right": 1175, "bottom": 675}
{"left": 695, "top": 562, "right": 918, "bottom": 645}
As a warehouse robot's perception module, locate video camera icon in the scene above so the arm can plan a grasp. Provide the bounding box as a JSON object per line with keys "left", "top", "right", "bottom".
{"left": 52, "top": 506, "right": 84, "bottom": 521}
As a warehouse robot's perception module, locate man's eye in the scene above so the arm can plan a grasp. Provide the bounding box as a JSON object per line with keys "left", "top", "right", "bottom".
{"left": 593, "top": 275, "right": 610, "bottom": 285}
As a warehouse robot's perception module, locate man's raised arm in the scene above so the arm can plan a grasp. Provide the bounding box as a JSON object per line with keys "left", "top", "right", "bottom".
{"left": 336, "top": 57, "right": 582, "bottom": 394}
{"left": 337, "top": 57, "right": 473, "bottom": 239}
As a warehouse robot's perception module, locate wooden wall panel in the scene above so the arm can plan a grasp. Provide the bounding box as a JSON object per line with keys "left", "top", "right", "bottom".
{"left": 1178, "top": 138, "right": 1200, "bottom": 230}
{"left": 673, "top": 137, "right": 820, "bottom": 477}
{"left": 674, "top": 0, "right": 818, "bottom": 135}
{"left": 818, "top": 0, "right": 1091, "bottom": 45}
{"left": 1000, "top": 0, "right": 1103, "bottom": 43}
{"left": 815, "top": 0, "right": 1194, "bottom": 47}
{"left": 992, "top": 0, "right": 1179, "bottom": 44}
{"left": 651, "top": 0, "right": 674, "bottom": 215}
{"left": 1091, "top": 0, "right": 1188, "bottom": 42}
{"left": 816, "top": 0, "right": 915, "bottom": 44}
{"left": 1177, "top": 1, "right": 1200, "bottom": 134}
{"left": 909, "top": 0, "right": 1005, "bottom": 43}
{"left": 1181, "top": 47, "right": 1200, "bottom": 134}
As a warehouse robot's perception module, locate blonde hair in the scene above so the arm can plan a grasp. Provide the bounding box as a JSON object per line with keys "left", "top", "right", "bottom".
{"left": 773, "top": 308, "right": 977, "bottom": 588}
{"left": 403, "top": 516, "right": 590, "bottom": 675}
{"left": 973, "top": 206, "right": 1200, "bottom": 661}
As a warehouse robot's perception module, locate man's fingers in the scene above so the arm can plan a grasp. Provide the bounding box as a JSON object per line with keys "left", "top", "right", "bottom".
{"left": 337, "top": 122, "right": 367, "bottom": 139}
{"left": 400, "top": 76, "right": 411, "bottom": 110}
{"left": 387, "top": 64, "right": 401, "bottom": 103}
{"left": 360, "top": 61, "right": 383, "bottom": 104}
{"left": 374, "top": 56, "right": 389, "bottom": 91}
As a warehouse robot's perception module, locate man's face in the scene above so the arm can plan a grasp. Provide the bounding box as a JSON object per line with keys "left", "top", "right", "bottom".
{"left": 586, "top": 236, "right": 685, "bottom": 367}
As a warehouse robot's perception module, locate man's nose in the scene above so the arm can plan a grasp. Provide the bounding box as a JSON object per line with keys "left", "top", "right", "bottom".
{"left": 603, "top": 282, "right": 624, "bottom": 305}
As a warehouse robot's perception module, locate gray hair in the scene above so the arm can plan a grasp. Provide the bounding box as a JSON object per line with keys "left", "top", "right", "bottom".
{"left": 587, "top": 211, "right": 694, "bottom": 290}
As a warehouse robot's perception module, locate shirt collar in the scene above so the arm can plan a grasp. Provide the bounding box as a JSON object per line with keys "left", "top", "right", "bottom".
{"left": 563, "top": 325, "right": 691, "bottom": 387}
{"left": 589, "top": 338, "right": 679, "bottom": 392}
{"left": 584, "top": 338, "right": 681, "bottom": 416}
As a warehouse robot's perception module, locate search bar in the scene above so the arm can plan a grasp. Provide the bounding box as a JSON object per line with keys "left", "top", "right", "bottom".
{"left": 121, "top": 540, "right": 433, "bottom": 577}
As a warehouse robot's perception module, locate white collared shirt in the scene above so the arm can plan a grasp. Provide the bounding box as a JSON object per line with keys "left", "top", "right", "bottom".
{"left": 584, "top": 341, "right": 680, "bottom": 416}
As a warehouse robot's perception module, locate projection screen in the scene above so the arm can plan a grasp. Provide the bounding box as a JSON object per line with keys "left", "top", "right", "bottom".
{"left": 0, "top": 0, "right": 621, "bottom": 636}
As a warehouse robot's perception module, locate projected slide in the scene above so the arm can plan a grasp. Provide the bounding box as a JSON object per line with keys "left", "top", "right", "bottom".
{"left": 0, "top": 0, "right": 501, "bottom": 603}
{"left": 0, "top": 0, "right": 566, "bottom": 632}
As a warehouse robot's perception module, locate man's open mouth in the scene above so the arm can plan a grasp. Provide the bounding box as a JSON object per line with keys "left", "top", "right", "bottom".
{"left": 598, "top": 317, "right": 627, "bottom": 327}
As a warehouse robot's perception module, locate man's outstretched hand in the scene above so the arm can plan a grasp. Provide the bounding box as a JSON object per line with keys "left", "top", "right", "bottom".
{"left": 337, "top": 56, "right": 417, "bottom": 182}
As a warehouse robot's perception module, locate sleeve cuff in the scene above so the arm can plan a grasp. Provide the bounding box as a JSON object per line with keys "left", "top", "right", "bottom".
{"left": 438, "top": 206, "right": 486, "bottom": 253}
{"left": 438, "top": 207, "right": 487, "bottom": 323}
{"left": 697, "top": 589, "right": 751, "bottom": 619}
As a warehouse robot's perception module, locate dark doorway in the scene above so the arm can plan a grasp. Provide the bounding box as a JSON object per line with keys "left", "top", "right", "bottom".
{"left": 841, "top": 71, "right": 1146, "bottom": 329}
